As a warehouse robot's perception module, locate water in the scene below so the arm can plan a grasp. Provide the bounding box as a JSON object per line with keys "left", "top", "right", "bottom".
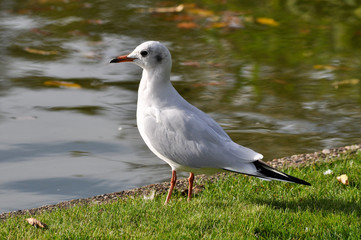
{"left": 0, "top": 0, "right": 360, "bottom": 213}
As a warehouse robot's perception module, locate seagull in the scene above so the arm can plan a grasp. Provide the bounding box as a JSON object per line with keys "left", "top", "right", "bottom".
{"left": 110, "top": 41, "right": 310, "bottom": 204}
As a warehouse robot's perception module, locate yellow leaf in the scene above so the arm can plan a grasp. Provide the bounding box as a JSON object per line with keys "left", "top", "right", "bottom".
{"left": 186, "top": 7, "right": 214, "bottom": 17}
{"left": 336, "top": 174, "right": 349, "bottom": 185}
{"left": 24, "top": 47, "right": 58, "bottom": 56}
{"left": 313, "top": 65, "right": 351, "bottom": 71}
{"left": 26, "top": 218, "right": 47, "bottom": 229}
{"left": 44, "top": 81, "right": 82, "bottom": 89}
{"left": 313, "top": 65, "right": 338, "bottom": 70}
{"left": 210, "top": 22, "right": 228, "bottom": 28}
{"left": 331, "top": 79, "right": 359, "bottom": 88}
{"left": 256, "top": 17, "right": 279, "bottom": 27}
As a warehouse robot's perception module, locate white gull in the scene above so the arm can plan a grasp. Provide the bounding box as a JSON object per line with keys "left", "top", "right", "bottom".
{"left": 110, "top": 41, "right": 310, "bottom": 204}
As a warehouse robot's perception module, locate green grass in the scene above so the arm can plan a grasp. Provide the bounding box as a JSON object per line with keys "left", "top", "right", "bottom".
{"left": 1, "top": 151, "right": 361, "bottom": 239}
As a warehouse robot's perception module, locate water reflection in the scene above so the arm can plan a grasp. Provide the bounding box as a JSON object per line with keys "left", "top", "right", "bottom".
{"left": 0, "top": 0, "right": 360, "bottom": 212}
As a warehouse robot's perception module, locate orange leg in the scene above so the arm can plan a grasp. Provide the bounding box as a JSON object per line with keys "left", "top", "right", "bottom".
{"left": 187, "top": 172, "right": 194, "bottom": 202}
{"left": 165, "top": 170, "right": 177, "bottom": 205}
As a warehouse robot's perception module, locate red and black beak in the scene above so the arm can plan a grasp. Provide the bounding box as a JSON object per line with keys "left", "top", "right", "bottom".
{"left": 110, "top": 55, "right": 135, "bottom": 63}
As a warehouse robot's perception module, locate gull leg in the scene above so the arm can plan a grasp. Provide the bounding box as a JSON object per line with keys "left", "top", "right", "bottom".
{"left": 187, "top": 172, "right": 194, "bottom": 202}
{"left": 165, "top": 170, "right": 177, "bottom": 205}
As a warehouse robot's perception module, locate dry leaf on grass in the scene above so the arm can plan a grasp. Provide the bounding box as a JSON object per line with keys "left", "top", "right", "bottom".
{"left": 26, "top": 218, "right": 47, "bottom": 229}
{"left": 337, "top": 174, "right": 349, "bottom": 185}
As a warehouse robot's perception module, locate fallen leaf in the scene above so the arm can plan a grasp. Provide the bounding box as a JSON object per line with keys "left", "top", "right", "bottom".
{"left": 26, "top": 218, "right": 47, "bottom": 229}
{"left": 177, "top": 22, "right": 198, "bottom": 29}
{"left": 207, "top": 15, "right": 244, "bottom": 30}
{"left": 256, "top": 17, "right": 279, "bottom": 27}
{"left": 186, "top": 7, "right": 214, "bottom": 17}
{"left": 180, "top": 61, "right": 200, "bottom": 67}
{"left": 331, "top": 79, "right": 359, "bottom": 88}
{"left": 313, "top": 65, "right": 351, "bottom": 71}
{"left": 44, "top": 81, "right": 81, "bottom": 89}
{"left": 140, "top": 4, "right": 184, "bottom": 13}
{"left": 337, "top": 174, "right": 349, "bottom": 185}
{"left": 313, "top": 65, "right": 338, "bottom": 70}
{"left": 210, "top": 22, "right": 228, "bottom": 28}
{"left": 24, "top": 47, "right": 58, "bottom": 56}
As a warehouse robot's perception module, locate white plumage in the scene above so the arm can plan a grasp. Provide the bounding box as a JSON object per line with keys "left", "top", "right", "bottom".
{"left": 111, "top": 41, "right": 310, "bottom": 204}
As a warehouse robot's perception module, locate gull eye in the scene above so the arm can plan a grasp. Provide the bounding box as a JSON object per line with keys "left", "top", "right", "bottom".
{"left": 140, "top": 50, "right": 148, "bottom": 57}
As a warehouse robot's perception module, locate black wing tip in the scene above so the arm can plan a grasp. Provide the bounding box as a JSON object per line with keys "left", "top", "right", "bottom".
{"left": 253, "top": 160, "right": 311, "bottom": 186}
{"left": 288, "top": 176, "right": 311, "bottom": 186}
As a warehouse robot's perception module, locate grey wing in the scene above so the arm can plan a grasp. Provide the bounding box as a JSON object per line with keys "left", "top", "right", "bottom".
{"left": 141, "top": 104, "right": 261, "bottom": 169}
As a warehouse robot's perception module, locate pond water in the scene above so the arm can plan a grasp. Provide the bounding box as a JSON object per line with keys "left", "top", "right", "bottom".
{"left": 0, "top": 0, "right": 360, "bottom": 213}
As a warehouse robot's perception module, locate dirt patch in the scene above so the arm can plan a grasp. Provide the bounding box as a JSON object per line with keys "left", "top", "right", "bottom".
{"left": 1, "top": 144, "right": 360, "bottom": 220}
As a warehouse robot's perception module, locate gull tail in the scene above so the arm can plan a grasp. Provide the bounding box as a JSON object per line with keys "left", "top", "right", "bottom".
{"left": 224, "top": 160, "right": 311, "bottom": 186}
{"left": 252, "top": 160, "right": 311, "bottom": 185}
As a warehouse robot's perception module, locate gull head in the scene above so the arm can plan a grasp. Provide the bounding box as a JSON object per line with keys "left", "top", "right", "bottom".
{"left": 110, "top": 41, "right": 172, "bottom": 73}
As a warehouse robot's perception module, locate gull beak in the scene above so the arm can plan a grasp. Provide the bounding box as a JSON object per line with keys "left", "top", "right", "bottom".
{"left": 110, "top": 55, "right": 135, "bottom": 63}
